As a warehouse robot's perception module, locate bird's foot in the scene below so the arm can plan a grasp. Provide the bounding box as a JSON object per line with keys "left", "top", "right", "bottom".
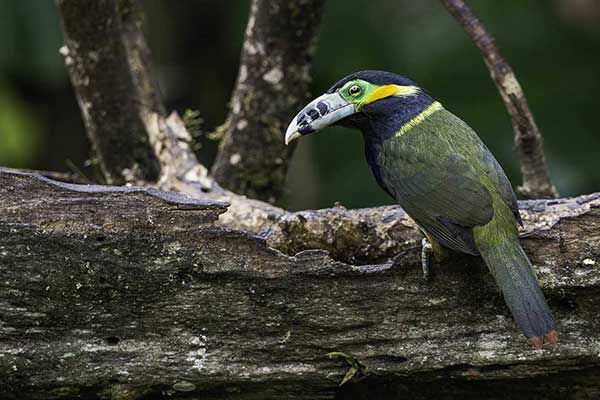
{"left": 421, "top": 237, "right": 433, "bottom": 280}
{"left": 528, "top": 330, "right": 560, "bottom": 349}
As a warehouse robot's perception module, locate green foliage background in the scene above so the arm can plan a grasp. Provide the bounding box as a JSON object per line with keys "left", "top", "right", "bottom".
{"left": 0, "top": 0, "right": 598, "bottom": 210}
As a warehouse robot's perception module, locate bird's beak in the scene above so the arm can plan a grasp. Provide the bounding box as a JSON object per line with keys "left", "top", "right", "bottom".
{"left": 285, "top": 92, "right": 356, "bottom": 145}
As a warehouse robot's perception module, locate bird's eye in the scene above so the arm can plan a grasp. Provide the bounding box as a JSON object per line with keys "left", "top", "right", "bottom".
{"left": 349, "top": 85, "right": 362, "bottom": 97}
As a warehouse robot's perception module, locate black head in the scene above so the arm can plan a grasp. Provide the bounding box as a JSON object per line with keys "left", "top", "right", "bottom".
{"left": 285, "top": 70, "right": 435, "bottom": 144}
{"left": 327, "top": 70, "right": 419, "bottom": 93}
{"left": 329, "top": 71, "right": 434, "bottom": 134}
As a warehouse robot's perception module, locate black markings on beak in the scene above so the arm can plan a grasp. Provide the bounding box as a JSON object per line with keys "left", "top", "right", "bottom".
{"left": 298, "top": 103, "right": 329, "bottom": 125}
{"left": 298, "top": 114, "right": 309, "bottom": 125}
{"left": 296, "top": 112, "right": 314, "bottom": 134}
{"left": 316, "top": 101, "right": 329, "bottom": 115}
{"left": 298, "top": 125, "right": 316, "bottom": 135}
{"left": 296, "top": 102, "right": 331, "bottom": 135}
{"left": 307, "top": 109, "right": 320, "bottom": 120}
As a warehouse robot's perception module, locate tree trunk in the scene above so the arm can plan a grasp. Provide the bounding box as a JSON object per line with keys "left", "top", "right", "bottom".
{"left": 1, "top": 169, "right": 599, "bottom": 399}
{"left": 211, "top": 0, "right": 326, "bottom": 203}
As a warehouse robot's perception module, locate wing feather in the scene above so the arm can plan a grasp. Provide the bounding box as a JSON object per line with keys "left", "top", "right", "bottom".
{"left": 387, "top": 153, "right": 493, "bottom": 255}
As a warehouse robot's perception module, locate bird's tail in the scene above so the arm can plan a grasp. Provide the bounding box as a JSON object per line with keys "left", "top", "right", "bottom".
{"left": 477, "top": 238, "right": 557, "bottom": 348}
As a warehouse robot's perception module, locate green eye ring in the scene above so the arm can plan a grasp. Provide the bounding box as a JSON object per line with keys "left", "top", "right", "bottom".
{"left": 348, "top": 84, "right": 362, "bottom": 97}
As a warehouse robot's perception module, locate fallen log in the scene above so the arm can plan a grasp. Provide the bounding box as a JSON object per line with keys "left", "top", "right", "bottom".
{"left": 0, "top": 169, "right": 599, "bottom": 399}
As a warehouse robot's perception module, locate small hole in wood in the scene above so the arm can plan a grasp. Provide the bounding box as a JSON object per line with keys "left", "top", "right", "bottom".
{"left": 105, "top": 336, "right": 120, "bottom": 346}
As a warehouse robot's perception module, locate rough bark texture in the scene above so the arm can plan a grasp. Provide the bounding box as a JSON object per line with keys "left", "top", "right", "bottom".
{"left": 148, "top": 111, "right": 286, "bottom": 237}
{"left": 1, "top": 169, "right": 599, "bottom": 400}
{"left": 441, "top": 0, "right": 557, "bottom": 199}
{"left": 211, "top": 0, "right": 326, "bottom": 203}
{"left": 56, "top": 0, "right": 162, "bottom": 184}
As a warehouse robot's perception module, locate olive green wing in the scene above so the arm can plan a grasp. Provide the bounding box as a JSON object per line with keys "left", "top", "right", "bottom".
{"left": 381, "top": 150, "right": 493, "bottom": 255}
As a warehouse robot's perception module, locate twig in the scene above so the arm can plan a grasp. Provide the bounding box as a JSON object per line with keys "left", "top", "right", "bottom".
{"left": 440, "top": 0, "right": 557, "bottom": 198}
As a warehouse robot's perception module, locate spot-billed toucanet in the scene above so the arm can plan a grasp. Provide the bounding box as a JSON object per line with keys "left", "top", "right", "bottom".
{"left": 285, "top": 70, "right": 557, "bottom": 348}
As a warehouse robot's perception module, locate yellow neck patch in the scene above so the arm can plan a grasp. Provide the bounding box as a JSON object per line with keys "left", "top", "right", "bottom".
{"left": 396, "top": 101, "right": 443, "bottom": 137}
{"left": 365, "top": 84, "right": 419, "bottom": 105}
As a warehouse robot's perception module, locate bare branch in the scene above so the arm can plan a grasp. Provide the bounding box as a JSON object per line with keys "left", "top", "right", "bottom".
{"left": 1, "top": 169, "right": 599, "bottom": 399}
{"left": 440, "top": 0, "right": 557, "bottom": 199}
{"left": 55, "top": 0, "right": 327, "bottom": 211}
{"left": 56, "top": 0, "right": 217, "bottom": 193}
{"left": 55, "top": 0, "right": 161, "bottom": 184}
{"left": 54, "top": 0, "right": 295, "bottom": 224}
{"left": 211, "top": 0, "right": 326, "bottom": 203}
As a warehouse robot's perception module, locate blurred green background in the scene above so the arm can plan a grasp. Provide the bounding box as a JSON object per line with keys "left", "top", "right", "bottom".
{"left": 0, "top": 0, "right": 598, "bottom": 210}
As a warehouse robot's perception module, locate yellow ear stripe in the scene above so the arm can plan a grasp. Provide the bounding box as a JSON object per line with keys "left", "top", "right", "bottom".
{"left": 365, "top": 84, "right": 420, "bottom": 104}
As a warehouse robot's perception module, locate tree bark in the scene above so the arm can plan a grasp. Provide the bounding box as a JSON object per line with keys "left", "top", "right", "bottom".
{"left": 441, "top": 0, "right": 557, "bottom": 199}
{"left": 55, "top": 0, "right": 162, "bottom": 184}
{"left": 211, "top": 0, "right": 326, "bottom": 203}
{"left": 1, "top": 169, "right": 599, "bottom": 399}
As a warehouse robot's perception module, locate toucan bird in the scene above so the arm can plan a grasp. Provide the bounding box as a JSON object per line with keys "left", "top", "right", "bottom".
{"left": 285, "top": 70, "right": 557, "bottom": 348}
